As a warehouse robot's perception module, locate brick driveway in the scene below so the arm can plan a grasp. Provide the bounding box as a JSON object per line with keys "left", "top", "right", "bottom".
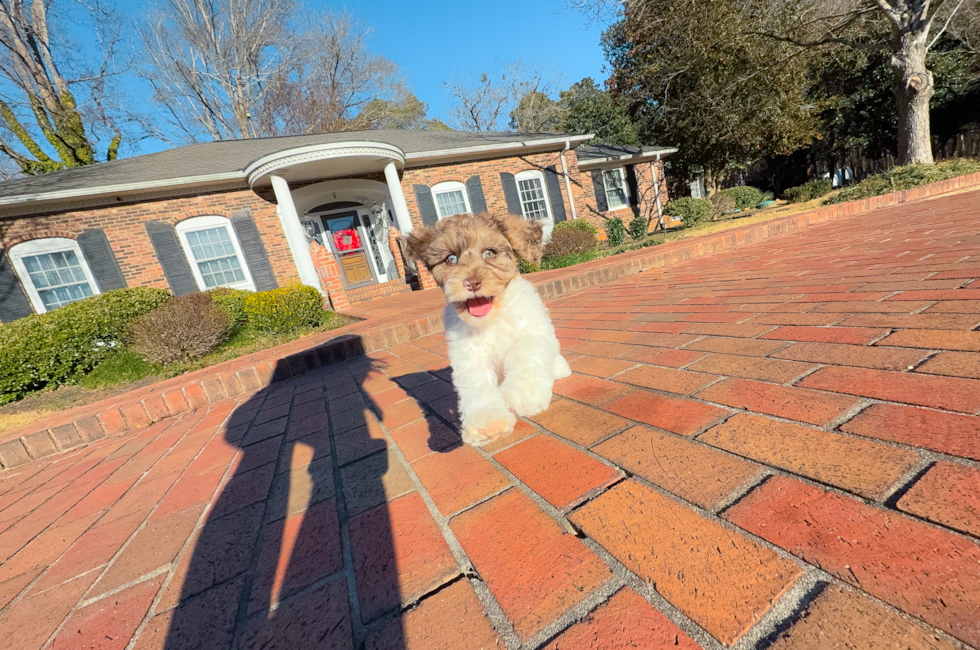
{"left": 1, "top": 189, "right": 978, "bottom": 649}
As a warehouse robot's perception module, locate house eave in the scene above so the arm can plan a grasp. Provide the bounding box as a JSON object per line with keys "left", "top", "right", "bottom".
{"left": 0, "top": 134, "right": 597, "bottom": 217}
{"left": 576, "top": 147, "right": 679, "bottom": 170}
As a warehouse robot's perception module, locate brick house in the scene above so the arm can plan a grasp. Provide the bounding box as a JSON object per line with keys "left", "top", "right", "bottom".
{"left": 0, "top": 131, "right": 675, "bottom": 322}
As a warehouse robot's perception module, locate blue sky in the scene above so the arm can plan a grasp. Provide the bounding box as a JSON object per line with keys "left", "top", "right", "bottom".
{"left": 340, "top": 0, "right": 610, "bottom": 118}
{"left": 109, "top": 0, "right": 611, "bottom": 156}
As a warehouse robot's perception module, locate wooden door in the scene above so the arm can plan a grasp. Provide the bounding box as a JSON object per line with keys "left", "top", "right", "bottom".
{"left": 339, "top": 251, "right": 372, "bottom": 285}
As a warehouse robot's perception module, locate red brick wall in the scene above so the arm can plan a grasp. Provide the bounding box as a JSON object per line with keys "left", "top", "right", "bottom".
{"left": 576, "top": 160, "right": 678, "bottom": 237}
{"left": 0, "top": 189, "right": 300, "bottom": 296}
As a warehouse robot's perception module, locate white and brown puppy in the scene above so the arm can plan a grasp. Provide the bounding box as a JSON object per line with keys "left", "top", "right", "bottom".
{"left": 404, "top": 212, "right": 571, "bottom": 446}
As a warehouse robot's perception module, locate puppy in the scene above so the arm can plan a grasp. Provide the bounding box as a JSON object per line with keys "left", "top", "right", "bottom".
{"left": 404, "top": 212, "right": 571, "bottom": 446}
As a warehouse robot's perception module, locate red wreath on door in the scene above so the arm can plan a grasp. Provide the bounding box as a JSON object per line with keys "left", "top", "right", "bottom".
{"left": 333, "top": 228, "right": 361, "bottom": 252}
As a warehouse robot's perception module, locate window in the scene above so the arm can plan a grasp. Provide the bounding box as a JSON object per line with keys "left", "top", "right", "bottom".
{"left": 602, "top": 168, "right": 630, "bottom": 210}
{"left": 431, "top": 181, "right": 471, "bottom": 219}
{"left": 176, "top": 216, "right": 255, "bottom": 291}
{"left": 515, "top": 170, "right": 552, "bottom": 221}
{"left": 9, "top": 238, "right": 99, "bottom": 313}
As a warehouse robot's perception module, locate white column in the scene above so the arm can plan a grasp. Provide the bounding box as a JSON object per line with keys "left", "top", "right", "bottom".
{"left": 270, "top": 174, "right": 323, "bottom": 294}
{"left": 651, "top": 157, "right": 665, "bottom": 232}
{"left": 384, "top": 161, "right": 414, "bottom": 234}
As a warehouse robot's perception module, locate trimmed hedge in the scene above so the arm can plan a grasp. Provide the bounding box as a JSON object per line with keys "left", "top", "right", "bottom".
{"left": 605, "top": 218, "right": 626, "bottom": 247}
{"left": 553, "top": 219, "right": 599, "bottom": 238}
{"left": 723, "top": 186, "right": 765, "bottom": 210}
{"left": 627, "top": 215, "right": 649, "bottom": 240}
{"left": 665, "top": 197, "right": 712, "bottom": 226}
{"left": 129, "top": 293, "right": 232, "bottom": 364}
{"left": 0, "top": 287, "right": 171, "bottom": 405}
{"left": 784, "top": 179, "right": 833, "bottom": 203}
{"left": 208, "top": 287, "right": 250, "bottom": 329}
{"left": 244, "top": 284, "right": 324, "bottom": 333}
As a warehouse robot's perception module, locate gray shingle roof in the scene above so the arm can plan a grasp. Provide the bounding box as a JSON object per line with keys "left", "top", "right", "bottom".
{"left": 0, "top": 130, "right": 584, "bottom": 200}
{"left": 576, "top": 143, "right": 677, "bottom": 162}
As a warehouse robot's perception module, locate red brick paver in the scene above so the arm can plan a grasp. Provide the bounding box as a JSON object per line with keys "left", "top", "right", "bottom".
{"left": 1, "top": 187, "right": 980, "bottom": 649}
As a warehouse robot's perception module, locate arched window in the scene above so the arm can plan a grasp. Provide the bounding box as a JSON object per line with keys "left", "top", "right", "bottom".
{"left": 514, "top": 170, "right": 553, "bottom": 221}
{"left": 9, "top": 238, "right": 100, "bottom": 313}
{"left": 176, "top": 216, "right": 255, "bottom": 291}
{"left": 431, "top": 181, "right": 471, "bottom": 219}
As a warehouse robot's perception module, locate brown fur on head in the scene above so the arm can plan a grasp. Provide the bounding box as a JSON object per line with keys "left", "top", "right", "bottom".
{"left": 402, "top": 212, "right": 544, "bottom": 326}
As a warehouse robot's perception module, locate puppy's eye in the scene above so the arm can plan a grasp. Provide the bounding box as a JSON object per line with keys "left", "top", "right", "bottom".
{"left": 446, "top": 254, "right": 458, "bottom": 265}
{"left": 482, "top": 249, "right": 495, "bottom": 259}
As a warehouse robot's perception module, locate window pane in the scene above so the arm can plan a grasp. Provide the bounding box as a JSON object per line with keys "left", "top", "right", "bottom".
{"left": 517, "top": 177, "right": 550, "bottom": 220}
{"left": 185, "top": 226, "right": 248, "bottom": 289}
{"left": 435, "top": 190, "right": 467, "bottom": 218}
{"left": 603, "top": 170, "right": 629, "bottom": 209}
{"left": 22, "top": 249, "right": 94, "bottom": 311}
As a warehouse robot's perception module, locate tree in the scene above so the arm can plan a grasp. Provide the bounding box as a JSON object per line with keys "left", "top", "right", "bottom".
{"left": 0, "top": 0, "right": 125, "bottom": 175}
{"left": 756, "top": 0, "right": 972, "bottom": 165}
{"left": 602, "top": 0, "right": 818, "bottom": 190}
{"left": 142, "top": 3, "right": 420, "bottom": 141}
{"left": 446, "top": 61, "right": 563, "bottom": 132}
{"left": 256, "top": 11, "right": 410, "bottom": 136}
{"left": 559, "top": 78, "right": 639, "bottom": 145}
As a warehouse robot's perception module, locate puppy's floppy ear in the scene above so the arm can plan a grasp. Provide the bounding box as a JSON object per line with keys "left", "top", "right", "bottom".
{"left": 487, "top": 212, "right": 545, "bottom": 265}
{"left": 400, "top": 227, "right": 435, "bottom": 267}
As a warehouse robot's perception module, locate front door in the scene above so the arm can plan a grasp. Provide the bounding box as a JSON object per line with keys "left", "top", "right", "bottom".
{"left": 307, "top": 208, "right": 395, "bottom": 289}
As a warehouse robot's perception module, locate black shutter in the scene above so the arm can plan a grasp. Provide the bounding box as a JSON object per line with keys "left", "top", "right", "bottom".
{"left": 590, "top": 170, "right": 609, "bottom": 212}
{"left": 499, "top": 172, "right": 523, "bottom": 216}
{"left": 76, "top": 228, "right": 127, "bottom": 292}
{"left": 544, "top": 166, "right": 567, "bottom": 223}
{"left": 465, "top": 176, "right": 487, "bottom": 213}
{"left": 413, "top": 184, "right": 438, "bottom": 227}
{"left": 145, "top": 221, "right": 197, "bottom": 296}
{"left": 0, "top": 249, "right": 33, "bottom": 322}
{"left": 625, "top": 165, "right": 640, "bottom": 206}
{"left": 231, "top": 209, "right": 278, "bottom": 292}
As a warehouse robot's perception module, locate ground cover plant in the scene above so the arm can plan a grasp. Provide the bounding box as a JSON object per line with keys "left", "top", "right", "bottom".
{"left": 827, "top": 159, "right": 980, "bottom": 203}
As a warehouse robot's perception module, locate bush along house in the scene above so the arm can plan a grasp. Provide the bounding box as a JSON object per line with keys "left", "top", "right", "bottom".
{"left": 0, "top": 130, "right": 676, "bottom": 322}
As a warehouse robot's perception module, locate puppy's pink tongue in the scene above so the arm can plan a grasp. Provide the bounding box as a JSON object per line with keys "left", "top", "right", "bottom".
{"left": 466, "top": 296, "right": 492, "bottom": 317}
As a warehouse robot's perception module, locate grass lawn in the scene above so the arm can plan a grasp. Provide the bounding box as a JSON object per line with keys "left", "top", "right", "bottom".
{"left": 0, "top": 311, "right": 354, "bottom": 435}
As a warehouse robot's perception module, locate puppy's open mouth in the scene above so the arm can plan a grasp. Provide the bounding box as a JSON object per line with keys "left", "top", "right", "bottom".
{"left": 464, "top": 296, "right": 493, "bottom": 318}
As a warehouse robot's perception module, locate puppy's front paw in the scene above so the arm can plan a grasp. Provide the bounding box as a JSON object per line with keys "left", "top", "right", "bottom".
{"left": 461, "top": 407, "right": 517, "bottom": 447}
{"left": 501, "top": 376, "right": 552, "bottom": 417}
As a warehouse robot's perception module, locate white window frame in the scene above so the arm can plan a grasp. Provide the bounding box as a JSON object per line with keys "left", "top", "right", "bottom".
{"left": 175, "top": 216, "right": 256, "bottom": 292}
{"left": 431, "top": 181, "right": 471, "bottom": 220}
{"left": 514, "top": 170, "right": 553, "bottom": 222}
{"left": 8, "top": 237, "right": 101, "bottom": 314}
{"left": 601, "top": 167, "right": 630, "bottom": 211}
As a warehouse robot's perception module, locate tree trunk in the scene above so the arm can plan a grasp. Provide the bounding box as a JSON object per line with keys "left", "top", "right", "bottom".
{"left": 891, "top": 30, "right": 934, "bottom": 165}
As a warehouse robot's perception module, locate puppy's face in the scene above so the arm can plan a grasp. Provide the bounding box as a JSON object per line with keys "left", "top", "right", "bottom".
{"left": 403, "top": 212, "right": 544, "bottom": 327}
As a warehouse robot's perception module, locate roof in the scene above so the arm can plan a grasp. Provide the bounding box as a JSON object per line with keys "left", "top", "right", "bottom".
{"left": 576, "top": 143, "right": 678, "bottom": 167}
{"left": 0, "top": 130, "right": 588, "bottom": 203}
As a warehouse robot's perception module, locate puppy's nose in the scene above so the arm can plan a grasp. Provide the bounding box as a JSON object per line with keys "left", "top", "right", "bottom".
{"left": 462, "top": 276, "right": 482, "bottom": 292}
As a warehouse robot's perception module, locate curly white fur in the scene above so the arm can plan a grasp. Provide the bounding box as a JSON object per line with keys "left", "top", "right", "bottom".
{"left": 444, "top": 276, "right": 571, "bottom": 446}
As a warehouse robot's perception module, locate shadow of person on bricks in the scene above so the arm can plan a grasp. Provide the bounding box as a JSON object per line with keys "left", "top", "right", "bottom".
{"left": 158, "top": 338, "right": 410, "bottom": 650}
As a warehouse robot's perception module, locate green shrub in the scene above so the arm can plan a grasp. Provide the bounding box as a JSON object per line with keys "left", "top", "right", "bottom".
{"left": 627, "top": 215, "right": 649, "bottom": 240}
{"left": 208, "top": 287, "right": 250, "bottom": 329}
{"left": 544, "top": 227, "right": 597, "bottom": 258}
{"left": 708, "top": 192, "right": 736, "bottom": 219}
{"left": 129, "top": 293, "right": 232, "bottom": 364}
{"left": 665, "top": 197, "right": 712, "bottom": 226}
{"left": 553, "top": 219, "right": 599, "bottom": 238}
{"left": 517, "top": 258, "right": 540, "bottom": 274}
{"left": 605, "top": 218, "right": 626, "bottom": 247}
{"left": 723, "top": 186, "right": 765, "bottom": 210}
{"left": 540, "top": 251, "right": 598, "bottom": 270}
{"left": 827, "top": 159, "right": 980, "bottom": 204}
{"left": 244, "top": 284, "right": 324, "bottom": 333}
{"left": 784, "top": 179, "right": 832, "bottom": 203}
{"left": 0, "top": 287, "right": 171, "bottom": 404}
